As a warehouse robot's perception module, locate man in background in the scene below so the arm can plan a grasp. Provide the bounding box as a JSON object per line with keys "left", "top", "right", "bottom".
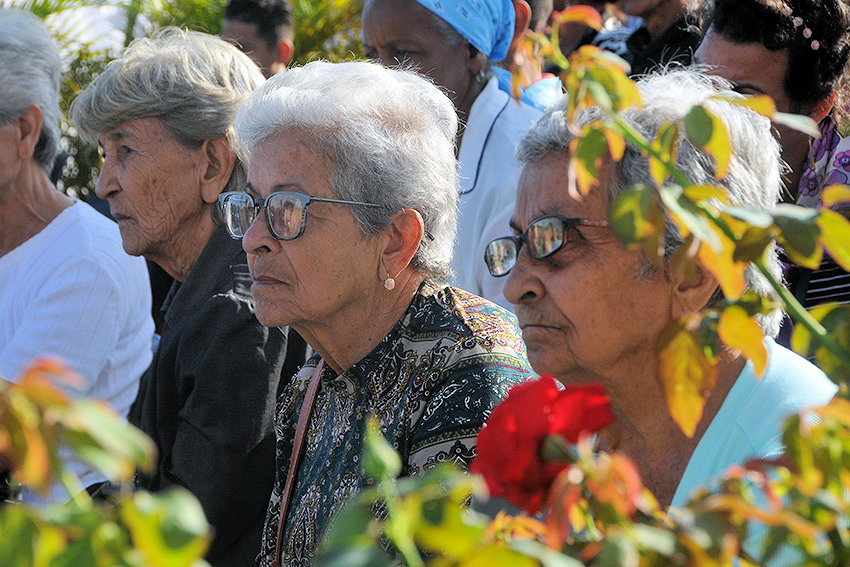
{"left": 221, "top": 0, "right": 294, "bottom": 77}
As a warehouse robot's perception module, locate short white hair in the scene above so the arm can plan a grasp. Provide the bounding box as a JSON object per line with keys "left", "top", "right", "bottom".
{"left": 518, "top": 68, "right": 785, "bottom": 336}
{"left": 235, "top": 60, "right": 460, "bottom": 279}
{"left": 72, "top": 28, "right": 264, "bottom": 194}
{"left": 0, "top": 9, "right": 62, "bottom": 171}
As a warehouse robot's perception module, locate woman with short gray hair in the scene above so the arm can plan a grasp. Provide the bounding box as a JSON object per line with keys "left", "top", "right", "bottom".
{"left": 72, "top": 28, "right": 306, "bottom": 566}
{"left": 487, "top": 68, "right": 836, "bottom": 517}
{"left": 227, "top": 60, "right": 532, "bottom": 567}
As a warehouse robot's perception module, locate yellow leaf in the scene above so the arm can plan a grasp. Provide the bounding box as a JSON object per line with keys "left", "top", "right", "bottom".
{"left": 657, "top": 319, "right": 718, "bottom": 437}
{"left": 697, "top": 236, "right": 747, "bottom": 300}
{"left": 817, "top": 208, "right": 850, "bottom": 271}
{"left": 552, "top": 5, "right": 603, "bottom": 31}
{"left": 711, "top": 93, "right": 777, "bottom": 118}
{"left": 648, "top": 122, "right": 679, "bottom": 187}
{"left": 822, "top": 184, "right": 850, "bottom": 208}
{"left": 718, "top": 305, "right": 768, "bottom": 376}
{"left": 683, "top": 184, "right": 730, "bottom": 205}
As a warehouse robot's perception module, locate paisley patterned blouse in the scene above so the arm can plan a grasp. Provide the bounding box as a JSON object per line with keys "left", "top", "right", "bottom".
{"left": 257, "top": 281, "right": 532, "bottom": 566}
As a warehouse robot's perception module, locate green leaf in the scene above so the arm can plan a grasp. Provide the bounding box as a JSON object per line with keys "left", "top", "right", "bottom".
{"left": 684, "top": 105, "right": 731, "bottom": 178}
{"left": 773, "top": 204, "right": 822, "bottom": 269}
{"left": 596, "top": 534, "right": 639, "bottom": 567}
{"left": 658, "top": 184, "right": 722, "bottom": 251}
{"left": 0, "top": 506, "right": 36, "bottom": 567}
{"left": 120, "top": 488, "right": 211, "bottom": 567}
{"left": 648, "top": 122, "right": 679, "bottom": 187}
{"left": 791, "top": 304, "right": 850, "bottom": 386}
{"left": 313, "top": 546, "right": 394, "bottom": 567}
{"left": 510, "top": 539, "right": 585, "bottom": 567}
{"left": 320, "top": 499, "right": 379, "bottom": 551}
{"left": 571, "top": 124, "right": 610, "bottom": 195}
{"left": 632, "top": 524, "right": 677, "bottom": 556}
{"left": 817, "top": 209, "right": 850, "bottom": 272}
{"left": 362, "top": 417, "right": 401, "bottom": 482}
{"left": 608, "top": 184, "right": 664, "bottom": 264}
{"left": 733, "top": 226, "right": 774, "bottom": 263}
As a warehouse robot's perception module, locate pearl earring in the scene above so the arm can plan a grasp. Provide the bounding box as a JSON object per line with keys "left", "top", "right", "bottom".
{"left": 383, "top": 275, "right": 396, "bottom": 291}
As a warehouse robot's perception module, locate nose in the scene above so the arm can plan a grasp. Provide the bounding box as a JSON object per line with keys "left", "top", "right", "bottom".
{"left": 502, "top": 249, "right": 544, "bottom": 307}
{"left": 94, "top": 156, "right": 118, "bottom": 200}
{"left": 242, "top": 208, "right": 276, "bottom": 258}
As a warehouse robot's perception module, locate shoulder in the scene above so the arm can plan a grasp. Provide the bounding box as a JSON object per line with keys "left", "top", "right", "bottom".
{"left": 407, "top": 283, "right": 532, "bottom": 390}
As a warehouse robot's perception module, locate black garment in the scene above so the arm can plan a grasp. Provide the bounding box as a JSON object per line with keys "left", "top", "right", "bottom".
{"left": 128, "top": 226, "right": 306, "bottom": 567}
{"left": 624, "top": 14, "right": 702, "bottom": 77}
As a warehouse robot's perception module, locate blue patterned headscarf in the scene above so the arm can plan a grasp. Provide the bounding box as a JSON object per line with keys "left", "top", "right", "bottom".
{"left": 413, "top": 0, "right": 515, "bottom": 62}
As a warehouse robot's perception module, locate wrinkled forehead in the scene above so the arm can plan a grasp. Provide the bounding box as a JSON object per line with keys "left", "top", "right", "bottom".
{"left": 514, "top": 152, "right": 613, "bottom": 227}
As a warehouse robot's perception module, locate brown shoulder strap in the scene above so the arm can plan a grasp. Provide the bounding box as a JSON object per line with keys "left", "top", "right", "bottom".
{"left": 271, "top": 360, "right": 324, "bottom": 567}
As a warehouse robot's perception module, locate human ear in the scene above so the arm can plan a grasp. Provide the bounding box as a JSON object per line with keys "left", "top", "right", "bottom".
{"left": 512, "top": 1, "right": 532, "bottom": 45}
{"left": 380, "top": 208, "right": 425, "bottom": 279}
{"left": 670, "top": 257, "right": 720, "bottom": 318}
{"left": 808, "top": 92, "right": 835, "bottom": 124}
{"left": 278, "top": 40, "right": 294, "bottom": 65}
{"left": 14, "top": 105, "right": 43, "bottom": 161}
{"left": 199, "top": 137, "right": 237, "bottom": 204}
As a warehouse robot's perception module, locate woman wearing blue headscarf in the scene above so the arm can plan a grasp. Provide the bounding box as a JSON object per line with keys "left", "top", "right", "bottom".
{"left": 363, "top": 0, "right": 542, "bottom": 311}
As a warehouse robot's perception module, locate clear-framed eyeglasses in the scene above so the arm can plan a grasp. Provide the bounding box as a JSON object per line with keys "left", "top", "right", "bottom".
{"left": 484, "top": 214, "right": 609, "bottom": 277}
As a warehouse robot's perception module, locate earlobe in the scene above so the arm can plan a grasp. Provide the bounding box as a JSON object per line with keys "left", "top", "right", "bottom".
{"left": 199, "top": 138, "right": 237, "bottom": 204}
{"left": 380, "top": 209, "right": 425, "bottom": 279}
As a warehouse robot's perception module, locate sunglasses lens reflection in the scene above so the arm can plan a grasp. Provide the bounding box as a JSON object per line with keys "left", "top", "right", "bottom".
{"left": 527, "top": 217, "right": 564, "bottom": 259}
{"left": 485, "top": 238, "right": 518, "bottom": 277}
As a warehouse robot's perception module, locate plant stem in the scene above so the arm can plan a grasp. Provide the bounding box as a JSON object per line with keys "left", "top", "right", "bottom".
{"left": 755, "top": 258, "right": 850, "bottom": 369}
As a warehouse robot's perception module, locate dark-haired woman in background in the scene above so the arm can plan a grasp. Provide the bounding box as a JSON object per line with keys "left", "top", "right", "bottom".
{"left": 697, "top": 0, "right": 850, "bottom": 321}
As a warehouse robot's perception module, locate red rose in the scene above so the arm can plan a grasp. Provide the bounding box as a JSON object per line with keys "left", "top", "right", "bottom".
{"left": 471, "top": 375, "right": 615, "bottom": 515}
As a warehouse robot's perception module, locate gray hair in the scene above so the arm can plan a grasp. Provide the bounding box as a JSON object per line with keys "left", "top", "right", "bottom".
{"left": 0, "top": 9, "right": 62, "bottom": 171}
{"left": 71, "top": 27, "right": 264, "bottom": 194}
{"left": 517, "top": 68, "right": 785, "bottom": 336}
{"left": 235, "top": 60, "right": 459, "bottom": 280}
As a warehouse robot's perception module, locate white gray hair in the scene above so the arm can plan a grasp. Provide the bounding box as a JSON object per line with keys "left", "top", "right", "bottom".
{"left": 0, "top": 9, "right": 62, "bottom": 172}
{"left": 235, "top": 60, "right": 459, "bottom": 280}
{"left": 517, "top": 68, "right": 785, "bottom": 336}
{"left": 71, "top": 27, "right": 264, "bottom": 194}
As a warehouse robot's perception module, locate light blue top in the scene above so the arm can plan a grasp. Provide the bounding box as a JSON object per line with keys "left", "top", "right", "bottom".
{"left": 672, "top": 338, "right": 837, "bottom": 507}
{"left": 671, "top": 338, "right": 837, "bottom": 564}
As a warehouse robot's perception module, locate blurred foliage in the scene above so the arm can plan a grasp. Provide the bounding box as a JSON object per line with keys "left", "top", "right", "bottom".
{"left": 0, "top": 360, "right": 211, "bottom": 567}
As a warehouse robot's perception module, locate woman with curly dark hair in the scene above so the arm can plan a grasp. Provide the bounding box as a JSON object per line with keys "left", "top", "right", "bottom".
{"left": 697, "top": 0, "right": 850, "bottom": 312}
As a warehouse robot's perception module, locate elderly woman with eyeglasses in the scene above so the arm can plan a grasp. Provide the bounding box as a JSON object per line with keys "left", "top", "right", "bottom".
{"left": 71, "top": 29, "right": 307, "bottom": 566}
{"left": 224, "top": 60, "right": 533, "bottom": 567}
{"left": 487, "top": 68, "right": 836, "bottom": 518}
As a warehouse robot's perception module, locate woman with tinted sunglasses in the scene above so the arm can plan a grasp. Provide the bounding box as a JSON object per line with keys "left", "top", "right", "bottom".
{"left": 232, "top": 60, "right": 533, "bottom": 567}
{"left": 492, "top": 69, "right": 836, "bottom": 562}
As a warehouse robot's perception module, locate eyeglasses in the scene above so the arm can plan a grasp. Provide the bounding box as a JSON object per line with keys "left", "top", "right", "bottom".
{"left": 218, "top": 190, "right": 385, "bottom": 240}
{"left": 484, "top": 214, "right": 609, "bottom": 277}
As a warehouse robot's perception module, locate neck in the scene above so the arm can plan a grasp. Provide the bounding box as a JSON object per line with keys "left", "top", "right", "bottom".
{"left": 0, "top": 161, "right": 72, "bottom": 257}
{"left": 295, "top": 273, "right": 425, "bottom": 375}
{"left": 642, "top": 0, "right": 689, "bottom": 40}
{"left": 455, "top": 76, "right": 488, "bottom": 155}
{"left": 147, "top": 212, "right": 218, "bottom": 282}
{"left": 598, "top": 349, "right": 744, "bottom": 506}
